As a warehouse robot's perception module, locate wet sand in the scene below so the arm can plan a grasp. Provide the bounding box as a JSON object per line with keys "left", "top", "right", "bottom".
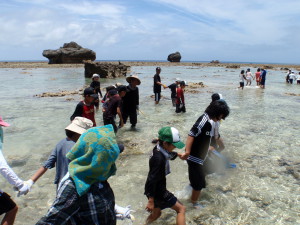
{"left": 0, "top": 61, "right": 299, "bottom": 70}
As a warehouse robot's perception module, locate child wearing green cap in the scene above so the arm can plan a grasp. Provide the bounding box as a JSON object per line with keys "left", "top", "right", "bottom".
{"left": 144, "top": 127, "right": 186, "bottom": 225}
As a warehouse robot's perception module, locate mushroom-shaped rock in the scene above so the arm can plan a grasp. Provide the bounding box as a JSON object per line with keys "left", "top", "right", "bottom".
{"left": 43, "top": 42, "right": 96, "bottom": 64}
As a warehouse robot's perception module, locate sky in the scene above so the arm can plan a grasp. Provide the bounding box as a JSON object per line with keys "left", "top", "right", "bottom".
{"left": 0, "top": 0, "right": 299, "bottom": 63}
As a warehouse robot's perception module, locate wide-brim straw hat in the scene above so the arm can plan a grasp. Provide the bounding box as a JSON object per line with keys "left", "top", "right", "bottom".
{"left": 126, "top": 75, "right": 141, "bottom": 85}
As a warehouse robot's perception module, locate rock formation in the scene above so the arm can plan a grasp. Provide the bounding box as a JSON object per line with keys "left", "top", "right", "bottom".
{"left": 43, "top": 42, "right": 96, "bottom": 64}
{"left": 167, "top": 52, "right": 181, "bottom": 62}
{"left": 84, "top": 60, "right": 130, "bottom": 78}
{"left": 210, "top": 60, "right": 220, "bottom": 63}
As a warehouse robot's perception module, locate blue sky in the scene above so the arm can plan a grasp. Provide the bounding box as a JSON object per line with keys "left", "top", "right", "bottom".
{"left": 0, "top": 0, "right": 299, "bottom": 63}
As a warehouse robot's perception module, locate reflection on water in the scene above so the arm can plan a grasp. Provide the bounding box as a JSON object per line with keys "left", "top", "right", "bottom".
{"left": 0, "top": 66, "right": 299, "bottom": 224}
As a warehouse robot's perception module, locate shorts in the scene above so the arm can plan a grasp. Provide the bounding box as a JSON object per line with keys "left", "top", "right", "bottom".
{"left": 154, "top": 92, "right": 161, "bottom": 102}
{"left": 260, "top": 79, "right": 265, "bottom": 85}
{"left": 297, "top": 80, "right": 300, "bottom": 84}
{"left": 153, "top": 190, "right": 177, "bottom": 210}
{"left": 187, "top": 160, "right": 206, "bottom": 191}
{"left": 239, "top": 82, "right": 244, "bottom": 87}
{"left": 0, "top": 192, "right": 17, "bottom": 215}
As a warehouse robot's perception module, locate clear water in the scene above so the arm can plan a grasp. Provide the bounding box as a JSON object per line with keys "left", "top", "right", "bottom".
{"left": 0, "top": 66, "right": 299, "bottom": 224}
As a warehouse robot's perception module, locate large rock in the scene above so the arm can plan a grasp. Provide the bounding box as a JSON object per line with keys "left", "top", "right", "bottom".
{"left": 43, "top": 42, "right": 96, "bottom": 64}
{"left": 167, "top": 51, "right": 181, "bottom": 62}
{"left": 84, "top": 61, "right": 130, "bottom": 78}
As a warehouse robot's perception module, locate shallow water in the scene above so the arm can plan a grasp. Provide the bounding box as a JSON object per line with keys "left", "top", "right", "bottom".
{"left": 0, "top": 66, "right": 299, "bottom": 224}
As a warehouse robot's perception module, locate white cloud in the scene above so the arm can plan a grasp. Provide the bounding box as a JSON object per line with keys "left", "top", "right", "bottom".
{"left": 0, "top": 0, "right": 299, "bottom": 63}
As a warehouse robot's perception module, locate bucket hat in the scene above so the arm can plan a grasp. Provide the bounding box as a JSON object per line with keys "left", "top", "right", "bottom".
{"left": 66, "top": 117, "right": 93, "bottom": 134}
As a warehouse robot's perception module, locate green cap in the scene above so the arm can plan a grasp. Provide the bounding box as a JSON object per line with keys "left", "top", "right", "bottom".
{"left": 158, "top": 127, "right": 185, "bottom": 149}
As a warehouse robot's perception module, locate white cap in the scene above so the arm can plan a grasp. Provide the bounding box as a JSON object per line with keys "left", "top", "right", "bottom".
{"left": 92, "top": 74, "right": 100, "bottom": 78}
{"left": 66, "top": 117, "right": 93, "bottom": 134}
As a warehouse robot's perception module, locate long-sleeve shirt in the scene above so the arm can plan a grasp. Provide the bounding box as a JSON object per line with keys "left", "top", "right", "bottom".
{"left": 0, "top": 128, "right": 23, "bottom": 192}
{"left": 144, "top": 145, "right": 177, "bottom": 199}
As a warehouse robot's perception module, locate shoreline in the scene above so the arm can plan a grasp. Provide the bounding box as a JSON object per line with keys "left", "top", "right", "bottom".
{"left": 0, "top": 61, "right": 299, "bottom": 70}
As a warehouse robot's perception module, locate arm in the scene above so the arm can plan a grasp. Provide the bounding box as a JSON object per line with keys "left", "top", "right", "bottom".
{"left": 70, "top": 102, "right": 83, "bottom": 121}
{"left": 0, "top": 150, "right": 23, "bottom": 189}
{"left": 179, "top": 135, "right": 194, "bottom": 160}
{"left": 136, "top": 88, "right": 140, "bottom": 113}
{"left": 117, "top": 107, "right": 124, "bottom": 127}
{"left": 30, "top": 146, "right": 57, "bottom": 183}
{"left": 144, "top": 155, "right": 165, "bottom": 200}
{"left": 154, "top": 76, "right": 167, "bottom": 88}
{"left": 216, "top": 137, "right": 225, "bottom": 152}
{"left": 30, "top": 167, "right": 48, "bottom": 183}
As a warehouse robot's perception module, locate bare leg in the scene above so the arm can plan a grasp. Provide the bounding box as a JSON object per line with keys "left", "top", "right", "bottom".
{"left": 191, "top": 189, "right": 201, "bottom": 204}
{"left": 171, "top": 201, "right": 186, "bottom": 225}
{"left": 145, "top": 208, "right": 161, "bottom": 224}
{"left": 1, "top": 206, "right": 18, "bottom": 225}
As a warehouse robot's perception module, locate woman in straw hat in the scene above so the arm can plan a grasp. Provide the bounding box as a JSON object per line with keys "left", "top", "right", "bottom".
{"left": 122, "top": 74, "right": 141, "bottom": 128}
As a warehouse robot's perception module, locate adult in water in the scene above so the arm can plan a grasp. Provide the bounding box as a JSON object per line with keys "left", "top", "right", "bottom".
{"left": 36, "top": 125, "right": 121, "bottom": 225}
{"left": 122, "top": 74, "right": 141, "bottom": 128}
{"left": 153, "top": 67, "right": 167, "bottom": 104}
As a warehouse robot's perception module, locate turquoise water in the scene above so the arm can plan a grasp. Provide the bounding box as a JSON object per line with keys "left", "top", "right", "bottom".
{"left": 0, "top": 66, "right": 299, "bottom": 224}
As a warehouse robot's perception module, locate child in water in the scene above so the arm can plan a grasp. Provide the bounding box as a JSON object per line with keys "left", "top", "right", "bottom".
{"left": 145, "top": 127, "right": 186, "bottom": 225}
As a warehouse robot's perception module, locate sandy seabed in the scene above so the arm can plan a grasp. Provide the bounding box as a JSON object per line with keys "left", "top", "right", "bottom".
{"left": 0, "top": 61, "right": 299, "bottom": 70}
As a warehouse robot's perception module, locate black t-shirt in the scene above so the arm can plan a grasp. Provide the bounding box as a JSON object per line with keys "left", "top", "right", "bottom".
{"left": 122, "top": 85, "right": 139, "bottom": 113}
{"left": 168, "top": 83, "right": 177, "bottom": 98}
{"left": 153, "top": 74, "right": 161, "bottom": 93}
{"left": 103, "top": 95, "right": 122, "bottom": 119}
{"left": 188, "top": 113, "right": 212, "bottom": 160}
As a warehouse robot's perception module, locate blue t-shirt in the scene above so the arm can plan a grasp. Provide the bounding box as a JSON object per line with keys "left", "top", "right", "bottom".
{"left": 43, "top": 138, "right": 75, "bottom": 184}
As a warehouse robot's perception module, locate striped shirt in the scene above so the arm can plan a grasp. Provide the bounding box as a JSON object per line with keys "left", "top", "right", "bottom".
{"left": 187, "top": 113, "right": 213, "bottom": 165}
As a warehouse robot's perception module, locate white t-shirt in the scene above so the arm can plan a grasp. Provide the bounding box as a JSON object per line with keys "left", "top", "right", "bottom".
{"left": 239, "top": 74, "right": 245, "bottom": 82}
{"left": 209, "top": 120, "right": 220, "bottom": 138}
{"left": 246, "top": 72, "right": 252, "bottom": 79}
{"left": 289, "top": 73, "right": 295, "bottom": 80}
{"left": 296, "top": 74, "right": 300, "bottom": 81}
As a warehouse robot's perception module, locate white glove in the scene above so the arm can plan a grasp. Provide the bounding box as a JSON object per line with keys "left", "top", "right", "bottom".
{"left": 115, "top": 204, "right": 135, "bottom": 221}
{"left": 17, "top": 179, "right": 34, "bottom": 197}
